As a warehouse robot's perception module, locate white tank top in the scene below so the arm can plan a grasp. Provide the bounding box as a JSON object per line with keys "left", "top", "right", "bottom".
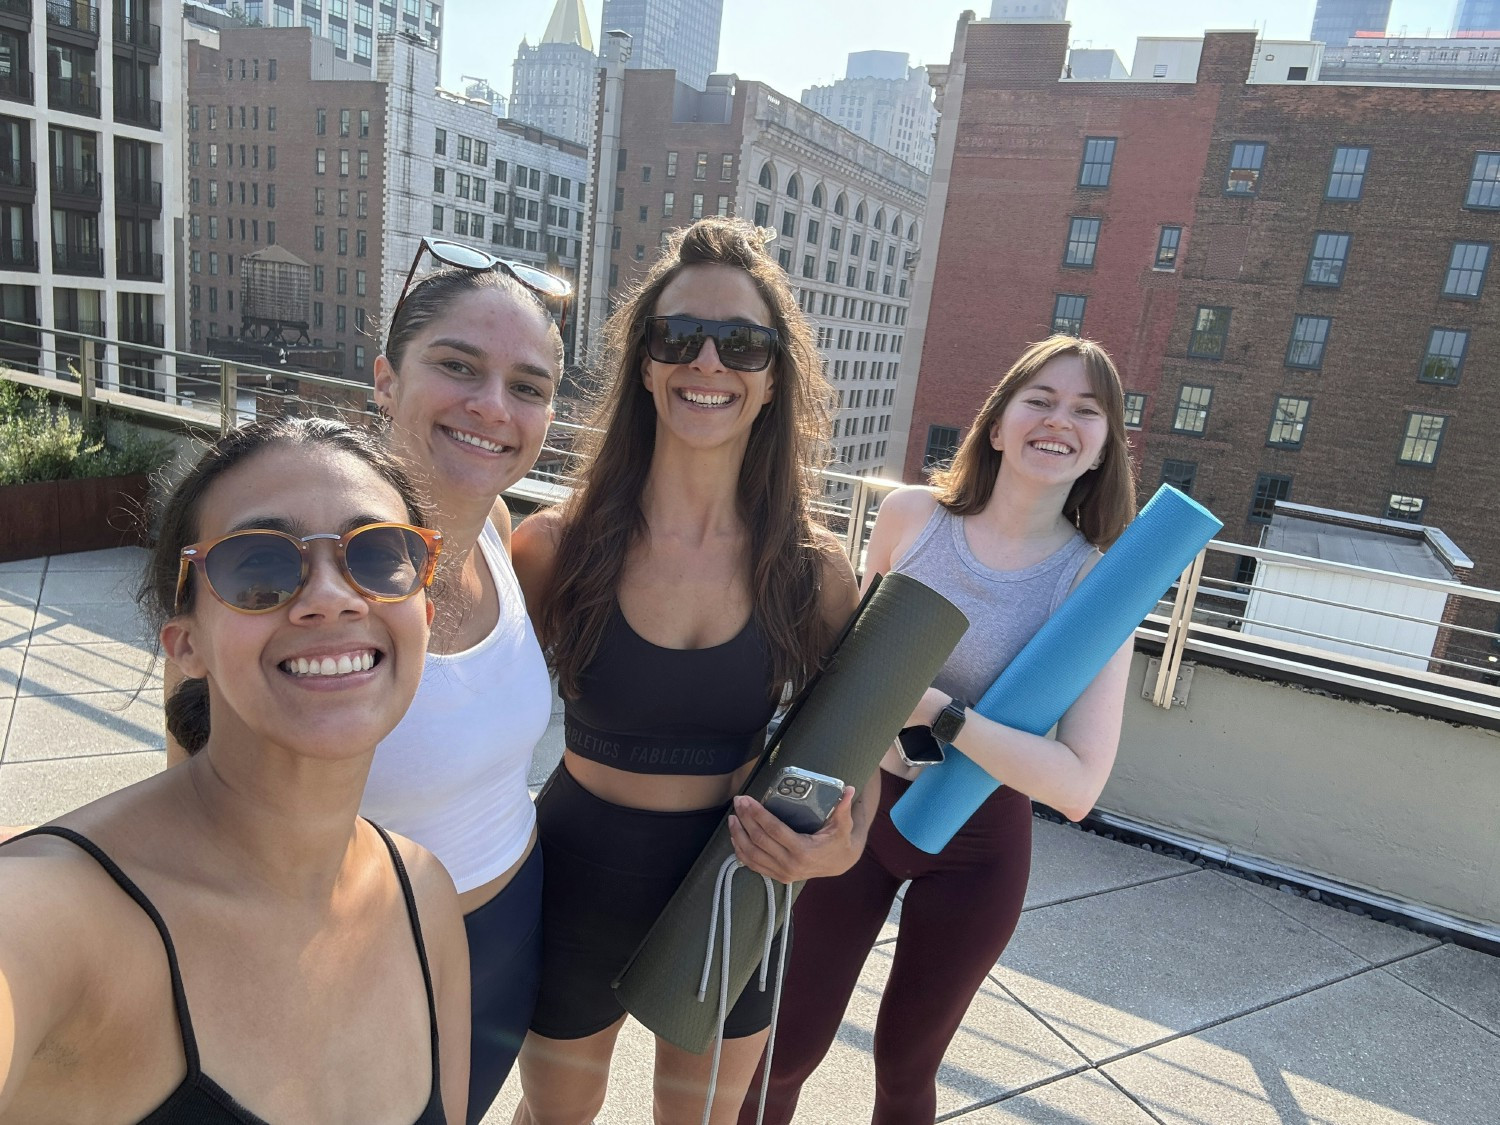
{"left": 361, "top": 520, "right": 552, "bottom": 893}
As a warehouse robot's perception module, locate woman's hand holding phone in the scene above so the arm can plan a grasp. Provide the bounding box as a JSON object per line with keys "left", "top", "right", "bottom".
{"left": 727, "top": 783, "right": 860, "bottom": 883}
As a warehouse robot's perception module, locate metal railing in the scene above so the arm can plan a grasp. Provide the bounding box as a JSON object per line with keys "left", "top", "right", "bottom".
{"left": 51, "top": 242, "right": 103, "bottom": 275}
{"left": 0, "top": 0, "right": 33, "bottom": 17}
{"left": 0, "top": 70, "right": 33, "bottom": 102}
{"left": 3, "top": 319, "right": 1496, "bottom": 722}
{"left": 116, "top": 177, "right": 162, "bottom": 209}
{"left": 47, "top": 76, "right": 100, "bottom": 116}
{"left": 50, "top": 162, "right": 101, "bottom": 198}
{"left": 0, "top": 238, "right": 37, "bottom": 269}
{"left": 113, "top": 90, "right": 161, "bottom": 129}
{"left": 116, "top": 249, "right": 163, "bottom": 280}
{"left": 0, "top": 158, "right": 34, "bottom": 189}
{"left": 45, "top": 0, "right": 99, "bottom": 34}
{"left": 113, "top": 15, "right": 160, "bottom": 51}
{"left": 119, "top": 321, "right": 164, "bottom": 347}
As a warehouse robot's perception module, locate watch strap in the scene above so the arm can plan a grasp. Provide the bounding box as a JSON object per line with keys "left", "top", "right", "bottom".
{"left": 931, "top": 699, "right": 967, "bottom": 745}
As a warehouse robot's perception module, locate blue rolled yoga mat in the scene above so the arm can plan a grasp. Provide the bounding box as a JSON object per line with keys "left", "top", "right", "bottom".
{"left": 889, "top": 484, "right": 1222, "bottom": 855}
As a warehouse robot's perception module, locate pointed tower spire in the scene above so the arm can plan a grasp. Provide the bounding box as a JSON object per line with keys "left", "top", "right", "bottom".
{"left": 542, "top": 0, "right": 595, "bottom": 53}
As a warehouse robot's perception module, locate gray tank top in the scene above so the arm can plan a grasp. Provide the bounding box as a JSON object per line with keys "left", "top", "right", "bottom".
{"left": 892, "top": 502, "right": 1097, "bottom": 706}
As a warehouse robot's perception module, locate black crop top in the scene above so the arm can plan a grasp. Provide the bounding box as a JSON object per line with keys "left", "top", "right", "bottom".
{"left": 564, "top": 605, "right": 778, "bottom": 775}
{"left": 4, "top": 823, "right": 445, "bottom": 1125}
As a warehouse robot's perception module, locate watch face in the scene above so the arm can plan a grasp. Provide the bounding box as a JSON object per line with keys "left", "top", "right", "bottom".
{"left": 932, "top": 703, "right": 965, "bottom": 744}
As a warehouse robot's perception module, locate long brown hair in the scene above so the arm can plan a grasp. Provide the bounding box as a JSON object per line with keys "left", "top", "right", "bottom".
{"left": 541, "top": 217, "right": 837, "bottom": 700}
{"left": 931, "top": 335, "right": 1137, "bottom": 547}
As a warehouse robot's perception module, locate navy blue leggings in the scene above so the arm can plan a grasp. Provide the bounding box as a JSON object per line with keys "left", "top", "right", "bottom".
{"left": 464, "top": 844, "right": 544, "bottom": 1125}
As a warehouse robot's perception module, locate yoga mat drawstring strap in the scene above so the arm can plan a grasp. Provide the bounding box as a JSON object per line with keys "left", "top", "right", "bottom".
{"left": 696, "top": 856, "right": 794, "bottom": 1125}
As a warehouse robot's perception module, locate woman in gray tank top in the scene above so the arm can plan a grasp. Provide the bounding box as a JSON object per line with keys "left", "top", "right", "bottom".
{"left": 743, "top": 336, "right": 1139, "bottom": 1125}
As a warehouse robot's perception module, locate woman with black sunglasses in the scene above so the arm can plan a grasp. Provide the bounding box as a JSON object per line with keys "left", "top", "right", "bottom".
{"left": 509, "top": 216, "right": 872, "bottom": 1124}
{"left": 162, "top": 240, "right": 571, "bottom": 1124}
{"left": 0, "top": 416, "right": 468, "bottom": 1122}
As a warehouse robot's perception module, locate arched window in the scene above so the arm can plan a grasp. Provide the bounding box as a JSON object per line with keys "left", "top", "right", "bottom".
{"left": 908, "top": 220, "right": 918, "bottom": 240}
{"left": 874, "top": 207, "right": 885, "bottom": 229}
{"left": 890, "top": 212, "right": 902, "bottom": 234}
{"left": 855, "top": 201, "right": 866, "bottom": 223}
{"left": 758, "top": 162, "right": 774, "bottom": 190}
{"left": 786, "top": 173, "right": 800, "bottom": 199}
{"left": 811, "top": 183, "right": 824, "bottom": 208}
{"left": 834, "top": 192, "right": 846, "bottom": 216}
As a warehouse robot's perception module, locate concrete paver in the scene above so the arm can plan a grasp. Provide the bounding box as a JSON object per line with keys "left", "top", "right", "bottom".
{"left": 28, "top": 600, "right": 152, "bottom": 646}
{"left": 0, "top": 749, "right": 164, "bottom": 824}
{"left": 17, "top": 640, "right": 160, "bottom": 697}
{"left": 1024, "top": 819, "right": 1196, "bottom": 910}
{"left": 1224, "top": 871, "right": 1441, "bottom": 965}
{"left": 0, "top": 646, "right": 21, "bottom": 700}
{"left": 46, "top": 546, "right": 150, "bottom": 571}
{"left": 960, "top": 1070, "right": 1160, "bottom": 1123}
{"left": 1102, "top": 967, "right": 1500, "bottom": 1125}
{"left": 39, "top": 568, "right": 145, "bottom": 606}
{"left": 1386, "top": 943, "right": 1500, "bottom": 1035}
{"left": 5, "top": 690, "right": 165, "bottom": 762}
{"left": 0, "top": 570, "right": 43, "bottom": 607}
{"left": 992, "top": 869, "right": 1367, "bottom": 1064}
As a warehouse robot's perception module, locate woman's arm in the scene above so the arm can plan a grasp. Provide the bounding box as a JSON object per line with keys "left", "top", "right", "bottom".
{"left": 858, "top": 485, "right": 938, "bottom": 597}
{"left": 509, "top": 505, "right": 564, "bottom": 623}
{"left": 396, "top": 839, "right": 470, "bottom": 1125}
{"left": 905, "top": 635, "right": 1133, "bottom": 822}
{"left": 728, "top": 537, "right": 877, "bottom": 883}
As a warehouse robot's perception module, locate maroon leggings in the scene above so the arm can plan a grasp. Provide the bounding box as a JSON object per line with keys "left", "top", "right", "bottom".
{"left": 740, "top": 770, "right": 1033, "bottom": 1125}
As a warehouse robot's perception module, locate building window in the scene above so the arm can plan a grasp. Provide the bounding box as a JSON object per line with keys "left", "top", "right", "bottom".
{"left": 1064, "top": 217, "right": 1100, "bottom": 268}
{"left": 1267, "top": 396, "right": 1310, "bottom": 448}
{"left": 667, "top": 151, "right": 678, "bottom": 178}
{"left": 1123, "top": 392, "right": 1145, "bottom": 428}
{"left": 1305, "top": 232, "right": 1351, "bottom": 287}
{"left": 802, "top": 254, "right": 815, "bottom": 278}
{"left": 1171, "top": 385, "right": 1211, "bottom": 435}
{"left": 432, "top": 204, "right": 443, "bottom": 231}
{"left": 693, "top": 152, "right": 708, "bottom": 180}
{"left": 434, "top": 127, "right": 446, "bottom": 156}
{"left": 1399, "top": 413, "right": 1446, "bottom": 465}
{"left": 1286, "top": 315, "right": 1331, "bottom": 369}
{"left": 662, "top": 191, "right": 675, "bottom": 217}
{"left": 781, "top": 211, "right": 797, "bottom": 238}
{"left": 1051, "top": 293, "right": 1086, "bottom": 336}
{"left": 717, "top": 195, "right": 729, "bottom": 217}
{"left": 316, "top": 148, "right": 326, "bottom": 174}
{"left": 1326, "top": 146, "right": 1369, "bottom": 200}
{"left": 1464, "top": 151, "right": 1500, "bottom": 210}
{"left": 1154, "top": 225, "right": 1181, "bottom": 270}
{"left": 1160, "top": 459, "right": 1197, "bottom": 495}
{"left": 1442, "top": 241, "right": 1490, "bottom": 298}
{"left": 777, "top": 247, "right": 792, "bottom": 271}
{"left": 721, "top": 154, "right": 734, "bottom": 181}
{"left": 692, "top": 194, "right": 704, "bottom": 219}
{"left": 1078, "top": 137, "right": 1116, "bottom": 188}
{"left": 753, "top": 200, "right": 768, "bottom": 226}
{"left": 1419, "top": 328, "right": 1469, "bottom": 384}
{"left": 1225, "top": 141, "right": 1267, "bottom": 195}
{"left": 923, "top": 425, "right": 960, "bottom": 469}
{"left": 1249, "top": 474, "right": 1292, "bottom": 523}
{"left": 1188, "top": 306, "right": 1231, "bottom": 359}
{"left": 1386, "top": 494, "right": 1425, "bottom": 522}
{"left": 807, "top": 219, "right": 820, "bottom": 245}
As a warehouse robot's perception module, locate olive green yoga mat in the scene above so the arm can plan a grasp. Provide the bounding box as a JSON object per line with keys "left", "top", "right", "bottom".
{"left": 613, "top": 571, "right": 969, "bottom": 1054}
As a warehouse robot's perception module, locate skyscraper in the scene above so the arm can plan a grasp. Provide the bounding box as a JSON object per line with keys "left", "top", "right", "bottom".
{"left": 188, "top": 0, "right": 443, "bottom": 70}
{"left": 1310, "top": 0, "right": 1392, "bottom": 44}
{"left": 600, "top": 0, "right": 723, "bottom": 90}
{"left": 1453, "top": 0, "right": 1500, "bottom": 32}
{"left": 989, "top": 0, "right": 1068, "bottom": 19}
{"left": 802, "top": 52, "right": 938, "bottom": 173}
{"left": 511, "top": 0, "right": 597, "bottom": 146}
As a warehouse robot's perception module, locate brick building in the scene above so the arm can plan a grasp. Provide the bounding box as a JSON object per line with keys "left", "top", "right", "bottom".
{"left": 897, "top": 16, "right": 1500, "bottom": 635}
{"left": 584, "top": 38, "right": 929, "bottom": 487}
{"left": 185, "top": 23, "right": 387, "bottom": 379}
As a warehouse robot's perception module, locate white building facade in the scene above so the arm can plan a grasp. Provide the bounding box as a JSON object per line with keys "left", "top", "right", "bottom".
{"left": 190, "top": 0, "right": 441, "bottom": 68}
{"left": 800, "top": 51, "right": 937, "bottom": 175}
{"left": 1, "top": 0, "right": 183, "bottom": 393}
{"left": 509, "top": 0, "right": 595, "bottom": 148}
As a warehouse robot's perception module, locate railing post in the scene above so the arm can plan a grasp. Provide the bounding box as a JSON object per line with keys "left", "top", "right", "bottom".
{"left": 220, "top": 363, "right": 237, "bottom": 435}
{"left": 79, "top": 337, "right": 96, "bottom": 432}
{"left": 843, "top": 478, "right": 869, "bottom": 571}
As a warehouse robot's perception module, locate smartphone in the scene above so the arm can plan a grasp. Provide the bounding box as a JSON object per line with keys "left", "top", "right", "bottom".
{"left": 897, "top": 725, "right": 946, "bottom": 768}
{"left": 761, "top": 766, "right": 845, "bottom": 834}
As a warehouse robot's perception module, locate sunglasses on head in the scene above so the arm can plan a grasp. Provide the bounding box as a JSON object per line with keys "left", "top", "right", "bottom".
{"left": 175, "top": 522, "right": 443, "bottom": 614}
{"left": 643, "top": 315, "right": 780, "bottom": 373}
{"left": 385, "top": 237, "right": 574, "bottom": 355}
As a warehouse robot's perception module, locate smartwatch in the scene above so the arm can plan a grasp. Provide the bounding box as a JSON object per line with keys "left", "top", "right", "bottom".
{"left": 931, "top": 698, "right": 967, "bottom": 745}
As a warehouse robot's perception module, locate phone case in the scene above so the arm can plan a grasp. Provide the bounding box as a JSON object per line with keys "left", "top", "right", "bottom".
{"left": 761, "top": 767, "right": 844, "bottom": 834}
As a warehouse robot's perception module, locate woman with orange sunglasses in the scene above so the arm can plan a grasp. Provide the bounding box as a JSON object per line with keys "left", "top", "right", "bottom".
{"left": 0, "top": 416, "right": 469, "bottom": 1123}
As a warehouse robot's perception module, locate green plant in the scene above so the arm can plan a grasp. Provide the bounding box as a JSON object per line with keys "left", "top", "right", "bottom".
{"left": 0, "top": 379, "right": 170, "bottom": 485}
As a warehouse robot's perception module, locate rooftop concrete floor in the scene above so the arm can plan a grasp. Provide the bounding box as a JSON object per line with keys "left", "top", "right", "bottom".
{"left": 2, "top": 547, "right": 1498, "bottom": 1124}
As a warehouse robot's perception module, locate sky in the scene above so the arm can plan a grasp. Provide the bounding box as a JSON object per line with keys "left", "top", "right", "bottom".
{"left": 439, "top": 0, "right": 1458, "bottom": 99}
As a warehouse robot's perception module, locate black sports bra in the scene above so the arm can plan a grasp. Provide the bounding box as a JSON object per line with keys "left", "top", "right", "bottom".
{"left": 564, "top": 605, "right": 778, "bottom": 775}
{"left": 4, "top": 824, "right": 445, "bottom": 1125}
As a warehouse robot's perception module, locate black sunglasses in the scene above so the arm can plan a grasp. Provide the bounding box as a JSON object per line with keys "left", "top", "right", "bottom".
{"left": 643, "top": 315, "right": 780, "bottom": 373}
{"left": 385, "top": 238, "right": 573, "bottom": 355}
